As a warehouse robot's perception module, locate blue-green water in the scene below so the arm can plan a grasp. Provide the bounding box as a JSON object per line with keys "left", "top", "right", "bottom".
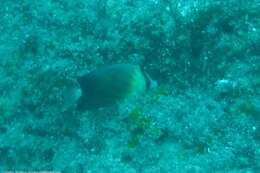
{"left": 0, "top": 0, "right": 259, "bottom": 172}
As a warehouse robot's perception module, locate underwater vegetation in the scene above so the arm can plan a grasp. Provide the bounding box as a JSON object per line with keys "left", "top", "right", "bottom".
{"left": 0, "top": 0, "right": 259, "bottom": 172}
{"left": 126, "top": 107, "right": 163, "bottom": 148}
{"left": 0, "top": 97, "right": 15, "bottom": 124}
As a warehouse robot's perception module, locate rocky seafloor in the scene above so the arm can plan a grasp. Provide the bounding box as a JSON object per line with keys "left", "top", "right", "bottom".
{"left": 0, "top": 0, "right": 259, "bottom": 172}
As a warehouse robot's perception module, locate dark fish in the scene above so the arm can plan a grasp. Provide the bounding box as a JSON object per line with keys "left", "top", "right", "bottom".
{"left": 76, "top": 64, "right": 156, "bottom": 110}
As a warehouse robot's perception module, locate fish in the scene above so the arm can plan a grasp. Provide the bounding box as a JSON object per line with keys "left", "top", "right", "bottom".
{"left": 76, "top": 64, "right": 157, "bottom": 110}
